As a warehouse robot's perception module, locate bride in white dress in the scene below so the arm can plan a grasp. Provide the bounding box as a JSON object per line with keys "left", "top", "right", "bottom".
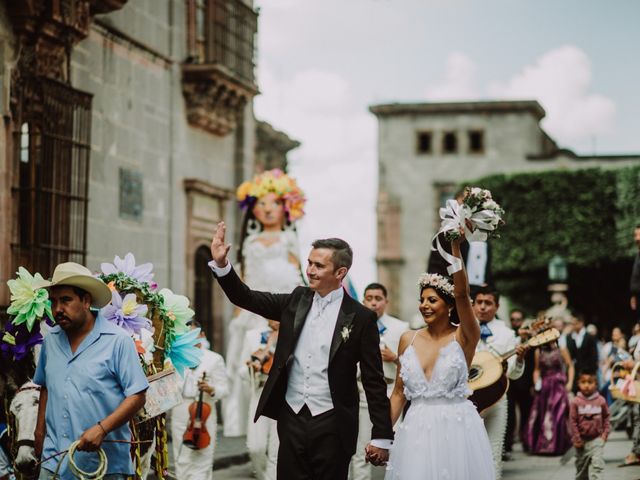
{"left": 222, "top": 169, "right": 305, "bottom": 437}
{"left": 381, "top": 236, "right": 494, "bottom": 479}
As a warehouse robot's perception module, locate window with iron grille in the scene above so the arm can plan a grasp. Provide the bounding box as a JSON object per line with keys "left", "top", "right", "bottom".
{"left": 11, "top": 77, "right": 92, "bottom": 277}
{"left": 186, "top": 0, "right": 258, "bottom": 86}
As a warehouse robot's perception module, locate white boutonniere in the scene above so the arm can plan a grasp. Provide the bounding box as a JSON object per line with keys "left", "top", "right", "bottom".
{"left": 341, "top": 324, "right": 353, "bottom": 343}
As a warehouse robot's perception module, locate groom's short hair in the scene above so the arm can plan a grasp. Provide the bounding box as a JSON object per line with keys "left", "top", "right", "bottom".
{"left": 311, "top": 238, "right": 353, "bottom": 271}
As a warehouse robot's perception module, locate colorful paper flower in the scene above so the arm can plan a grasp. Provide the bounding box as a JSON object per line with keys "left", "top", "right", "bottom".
{"left": 236, "top": 169, "right": 306, "bottom": 222}
{"left": 7, "top": 267, "right": 53, "bottom": 331}
{"left": 102, "top": 291, "right": 150, "bottom": 334}
{"left": 100, "top": 253, "right": 155, "bottom": 285}
{"left": 0, "top": 320, "right": 43, "bottom": 361}
{"left": 134, "top": 327, "right": 155, "bottom": 365}
{"left": 159, "top": 288, "right": 195, "bottom": 335}
{"left": 166, "top": 328, "right": 203, "bottom": 376}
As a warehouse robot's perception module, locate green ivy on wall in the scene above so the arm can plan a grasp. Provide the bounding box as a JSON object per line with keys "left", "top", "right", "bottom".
{"left": 467, "top": 165, "right": 640, "bottom": 326}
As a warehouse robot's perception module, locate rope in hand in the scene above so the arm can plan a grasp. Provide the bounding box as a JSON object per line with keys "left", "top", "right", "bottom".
{"left": 39, "top": 439, "right": 153, "bottom": 479}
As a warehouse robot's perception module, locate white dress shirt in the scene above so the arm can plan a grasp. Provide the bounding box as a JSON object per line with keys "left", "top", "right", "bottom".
{"left": 572, "top": 327, "right": 586, "bottom": 349}
{"left": 286, "top": 287, "right": 343, "bottom": 415}
{"left": 476, "top": 318, "right": 524, "bottom": 380}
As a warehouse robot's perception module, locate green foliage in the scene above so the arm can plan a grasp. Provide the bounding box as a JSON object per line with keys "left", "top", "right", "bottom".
{"left": 615, "top": 165, "right": 640, "bottom": 255}
{"left": 475, "top": 168, "right": 619, "bottom": 275}
{"left": 466, "top": 165, "right": 640, "bottom": 321}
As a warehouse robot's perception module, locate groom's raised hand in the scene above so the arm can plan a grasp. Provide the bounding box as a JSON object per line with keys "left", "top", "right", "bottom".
{"left": 210, "top": 221, "right": 232, "bottom": 267}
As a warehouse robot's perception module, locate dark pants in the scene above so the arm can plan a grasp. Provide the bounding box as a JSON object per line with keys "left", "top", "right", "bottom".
{"left": 277, "top": 404, "right": 351, "bottom": 480}
{"left": 505, "top": 387, "right": 533, "bottom": 452}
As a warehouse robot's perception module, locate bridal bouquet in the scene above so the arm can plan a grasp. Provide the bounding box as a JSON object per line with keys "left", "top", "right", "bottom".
{"left": 432, "top": 186, "right": 504, "bottom": 274}
{"left": 443, "top": 187, "right": 504, "bottom": 241}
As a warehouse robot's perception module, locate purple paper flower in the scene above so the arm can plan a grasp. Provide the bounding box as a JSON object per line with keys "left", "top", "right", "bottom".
{"left": 101, "top": 253, "right": 155, "bottom": 285}
{"left": 1, "top": 320, "right": 43, "bottom": 361}
{"left": 102, "top": 291, "right": 150, "bottom": 335}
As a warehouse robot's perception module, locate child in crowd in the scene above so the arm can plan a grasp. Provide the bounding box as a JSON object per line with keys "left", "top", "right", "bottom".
{"left": 569, "top": 369, "right": 610, "bottom": 480}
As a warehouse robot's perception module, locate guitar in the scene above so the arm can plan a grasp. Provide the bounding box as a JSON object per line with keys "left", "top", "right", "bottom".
{"left": 468, "top": 327, "right": 560, "bottom": 412}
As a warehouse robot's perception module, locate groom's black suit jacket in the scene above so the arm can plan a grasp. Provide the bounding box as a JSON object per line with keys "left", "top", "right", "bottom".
{"left": 215, "top": 267, "right": 394, "bottom": 454}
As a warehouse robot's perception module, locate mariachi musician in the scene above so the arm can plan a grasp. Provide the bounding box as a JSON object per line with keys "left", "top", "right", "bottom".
{"left": 239, "top": 320, "right": 280, "bottom": 480}
{"left": 170, "top": 321, "right": 229, "bottom": 480}
{"left": 472, "top": 286, "right": 529, "bottom": 480}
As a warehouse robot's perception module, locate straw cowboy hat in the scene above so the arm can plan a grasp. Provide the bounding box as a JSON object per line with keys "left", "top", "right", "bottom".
{"left": 36, "top": 262, "right": 112, "bottom": 308}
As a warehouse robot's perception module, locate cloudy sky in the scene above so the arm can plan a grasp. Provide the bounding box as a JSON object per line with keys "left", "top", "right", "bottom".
{"left": 253, "top": 0, "right": 640, "bottom": 295}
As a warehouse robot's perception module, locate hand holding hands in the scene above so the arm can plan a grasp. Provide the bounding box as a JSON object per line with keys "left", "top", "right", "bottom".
{"left": 210, "top": 221, "right": 232, "bottom": 267}
{"left": 365, "top": 443, "right": 389, "bottom": 466}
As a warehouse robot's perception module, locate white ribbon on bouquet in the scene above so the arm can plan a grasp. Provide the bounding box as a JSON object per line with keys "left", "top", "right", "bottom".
{"left": 431, "top": 199, "right": 502, "bottom": 275}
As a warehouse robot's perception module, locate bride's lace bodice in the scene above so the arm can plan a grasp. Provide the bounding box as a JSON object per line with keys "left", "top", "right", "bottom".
{"left": 243, "top": 230, "right": 302, "bottom": 293}
{"left": 399, "top": 339, "right": 471, "bottom": 400}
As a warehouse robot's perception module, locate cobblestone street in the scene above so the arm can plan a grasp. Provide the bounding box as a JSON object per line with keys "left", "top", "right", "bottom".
{"left": 210, "top": 431, "right": 638, "bottom": 480}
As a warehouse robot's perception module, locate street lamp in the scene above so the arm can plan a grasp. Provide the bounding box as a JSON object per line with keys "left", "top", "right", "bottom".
{"left": 547, "top": 255, "right": 570, "bottom": 322}
{"left": 548, "top": 255, "right": 568, "bottom": 283}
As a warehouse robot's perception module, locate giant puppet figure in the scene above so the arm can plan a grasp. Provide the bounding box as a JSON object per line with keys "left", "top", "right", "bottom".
{"left": 222, "top": 169, "right": 306, "bottom": 437}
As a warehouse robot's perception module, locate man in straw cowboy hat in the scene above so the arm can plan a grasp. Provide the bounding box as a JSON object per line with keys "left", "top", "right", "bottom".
{"left": 32, "top": 262, "right": 149, "bottom": 479}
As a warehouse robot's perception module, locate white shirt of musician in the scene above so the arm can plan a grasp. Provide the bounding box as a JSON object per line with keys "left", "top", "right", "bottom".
{"left": 286, "top": 287, "right": 343, "bottom": 415}
{"left": 476, "top": 318, "right": 524, "bottom": 380}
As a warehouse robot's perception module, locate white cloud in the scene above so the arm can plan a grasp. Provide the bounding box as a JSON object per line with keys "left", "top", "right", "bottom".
{"left": 488, "top": 45, "right": 616, "bottom": 144}
{"left": 255, "top": 64, "right": 377, "bottom": 293}
{"left": 424, "top": 46, "right": 617, "bottom": 147}
{"left": 425, "top": 52, "right": 478, "bottom": 100}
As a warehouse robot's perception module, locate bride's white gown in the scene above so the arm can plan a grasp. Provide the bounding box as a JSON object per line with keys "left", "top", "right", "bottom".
{"left": 385, "top": 335, "right": 495, "bottom": 480}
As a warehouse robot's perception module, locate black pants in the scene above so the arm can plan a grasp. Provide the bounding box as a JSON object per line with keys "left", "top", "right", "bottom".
{"left": 276, "top": 404, "right": 351, "bottom": 480}
{"left": 505, "top": 387, "right": 532, "bottom": 452}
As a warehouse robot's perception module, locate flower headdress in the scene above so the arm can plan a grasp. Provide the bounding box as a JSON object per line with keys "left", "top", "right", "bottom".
{"left": 418, "top": 273, "right": 455, "bottom": 301}
{"left": 236, "top": 169, "right": 306, "bottom": 222}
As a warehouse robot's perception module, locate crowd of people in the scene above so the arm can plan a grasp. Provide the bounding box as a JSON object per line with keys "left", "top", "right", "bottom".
{"left": 2, "top": 172, "right": 639, "bottom": 480}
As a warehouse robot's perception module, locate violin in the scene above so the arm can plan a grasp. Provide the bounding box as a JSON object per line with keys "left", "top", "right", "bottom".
{"left": 182, "top": 372, "right": 212, "bottom": 450}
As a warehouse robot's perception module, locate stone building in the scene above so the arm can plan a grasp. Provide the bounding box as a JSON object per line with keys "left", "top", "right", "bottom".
{"left": 370, "top": 100, "right": 640, "bottom": 321}
{"left": 0, "top": 0, "right": 276, "bottom": 353}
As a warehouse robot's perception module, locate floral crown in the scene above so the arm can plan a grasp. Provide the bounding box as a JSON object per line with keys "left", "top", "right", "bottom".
{"left": 236, "top": 169, "right": 306, "bottom": 222}
{"left": 418, "top": 273, "right": 454, "bottom": 300}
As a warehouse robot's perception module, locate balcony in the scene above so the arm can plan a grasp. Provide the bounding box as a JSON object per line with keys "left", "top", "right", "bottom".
{"left": 182, "top": 0, "right": 259, "bottom": 136}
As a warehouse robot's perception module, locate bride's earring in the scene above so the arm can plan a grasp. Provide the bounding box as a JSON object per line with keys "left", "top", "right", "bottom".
{"left": 247, "top": 218, "right": 261, "bottom": 235}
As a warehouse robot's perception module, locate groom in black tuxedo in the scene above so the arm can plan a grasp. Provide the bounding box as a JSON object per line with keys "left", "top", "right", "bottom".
{"left": 210, "top": 222, "right": 393, "bottom": 479}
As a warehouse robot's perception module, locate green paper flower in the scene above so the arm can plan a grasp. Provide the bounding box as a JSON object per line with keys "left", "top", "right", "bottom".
{"left": 159, "top": 288, "right": 195, "bottom": 335}
{"left": 7, "top": 267, "right": 53, "bottom": 331}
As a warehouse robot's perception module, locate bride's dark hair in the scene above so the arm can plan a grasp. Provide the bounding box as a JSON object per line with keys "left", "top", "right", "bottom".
{"left": 419, "top": 273, "right": 460, "bottom": 325}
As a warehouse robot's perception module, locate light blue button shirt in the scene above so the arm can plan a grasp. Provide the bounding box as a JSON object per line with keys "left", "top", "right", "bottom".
{"left": 33, "top": 313, "right": 149, "bottom": 478}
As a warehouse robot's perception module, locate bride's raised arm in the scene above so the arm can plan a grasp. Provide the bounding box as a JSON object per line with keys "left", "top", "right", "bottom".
{"left": 452, "top": 237, "right": 480, "bottom": 363}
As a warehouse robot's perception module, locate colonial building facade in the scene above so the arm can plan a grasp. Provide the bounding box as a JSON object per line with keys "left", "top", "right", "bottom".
{"left": 0, "top": 0, "right": 283, "bottom": 353}
{"left": 370, "top": 100, "right": 640, "bottom": 321}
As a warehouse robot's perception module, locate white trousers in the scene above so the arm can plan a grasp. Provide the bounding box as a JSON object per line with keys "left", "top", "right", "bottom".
{"left": 349, "top": 402, "right": 373, "bottom": 480}
{"left": 170, "top": 400, "right": 218, "bottom": 480}
{"left": 481, "top": 397, "right": 508, "bottom": 480}
{"left": 247, "top": 385, "right": 279, "bottom": 480}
